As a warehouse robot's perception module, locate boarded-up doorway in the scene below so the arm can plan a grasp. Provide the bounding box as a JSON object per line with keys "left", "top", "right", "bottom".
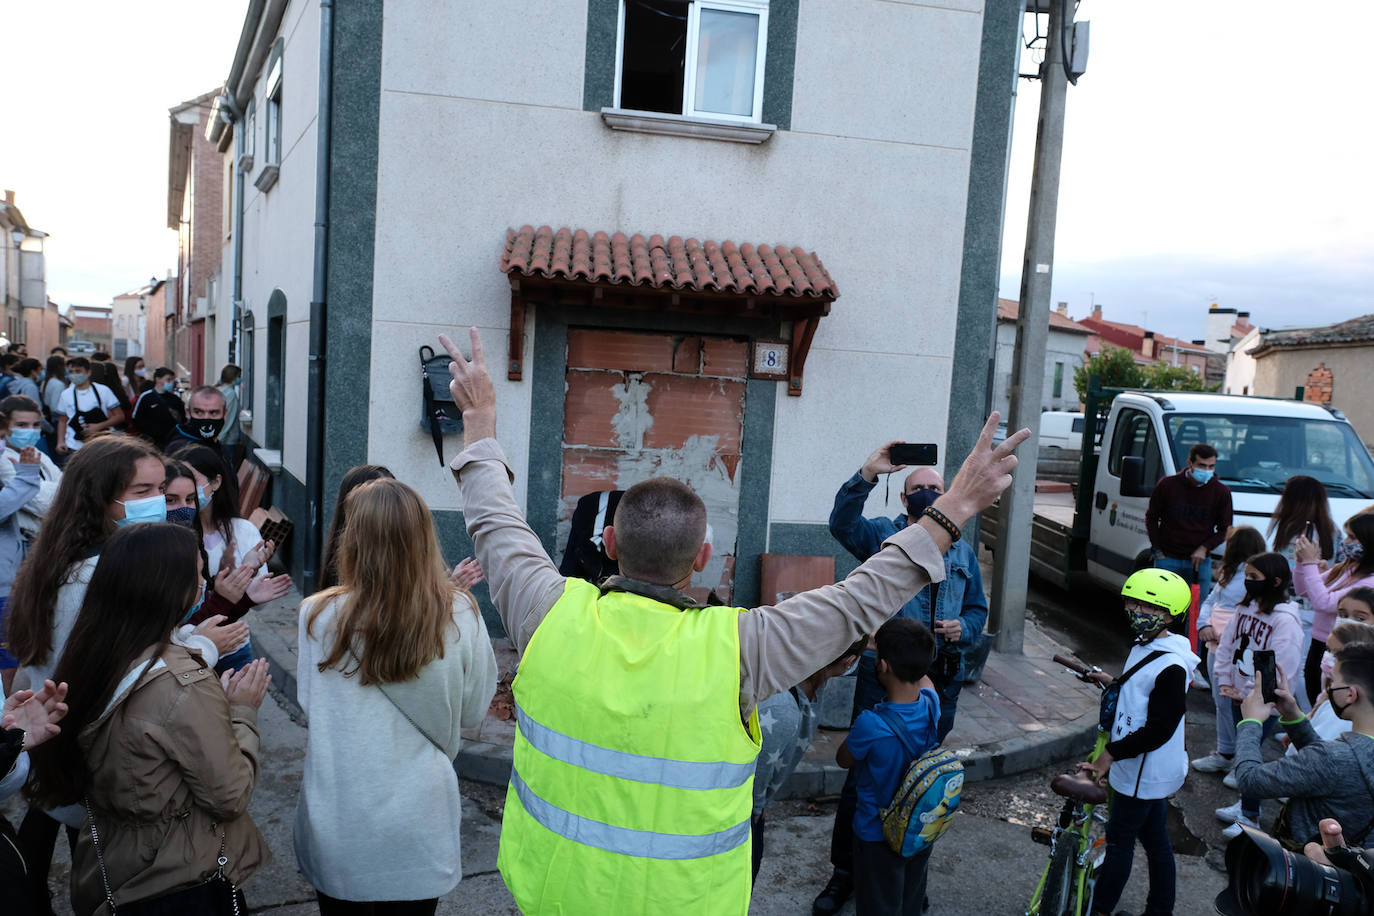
{"left": 560, "top": 328, "right": 748, "bottom": 603}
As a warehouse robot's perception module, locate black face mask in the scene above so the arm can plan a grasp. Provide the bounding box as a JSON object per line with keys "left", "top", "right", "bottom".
{"left": 904, "top": 488, "right": 940, "bottom": 518}
{"left": 1330, "top": 686, "right": 1355, "bottom": 720}
{"left": 190, "top": 417, "right": 224, "bottom": 441}
{"left": 1243, "top": 579, "right": 1268, "bottom": 602}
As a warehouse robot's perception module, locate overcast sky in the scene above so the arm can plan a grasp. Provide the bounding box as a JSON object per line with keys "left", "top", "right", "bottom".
{"left": 1001, "top": 0, "right": 1374, "bottom": 341}
{"left": 3, "top": 2, "right": 1370, "bottom": 346}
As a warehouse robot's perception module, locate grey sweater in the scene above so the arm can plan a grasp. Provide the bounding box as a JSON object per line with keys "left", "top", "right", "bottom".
{"left": 1235, "top": 716, "right": 1374, "bottom": 845}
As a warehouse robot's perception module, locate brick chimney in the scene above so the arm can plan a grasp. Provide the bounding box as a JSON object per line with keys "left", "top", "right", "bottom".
{"left": 3, "top": 190, "right": 13, "bottom": 206}
{"left": 1056, "top": 301, "right": 1069, "bottom": 316}
{"left": 1092, "top": 304, "right": 1102, "bottom": 320}
{"left": 1142, "top": 330, "right": 1155, "bottom": 359}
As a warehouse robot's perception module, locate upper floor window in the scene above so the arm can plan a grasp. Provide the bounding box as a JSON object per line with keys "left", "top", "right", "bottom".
{"left": 265, "top": 51, "right": 283, "bottom": 166}
{"left": 237, "top": 99, "right": 256, "bottom": 171}
{"left": 615, "top": 0, "right": 769, "bottom": 123}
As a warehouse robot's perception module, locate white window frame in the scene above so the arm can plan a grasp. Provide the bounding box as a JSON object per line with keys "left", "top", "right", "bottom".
{"left": 613, "top": 0, "right": 769, "bottom": 125}
{"left": 237, "top": 99, "right": 256, "bottom": 172}
{"left": 265, "top": 55, "right": 283, "bottom": 166}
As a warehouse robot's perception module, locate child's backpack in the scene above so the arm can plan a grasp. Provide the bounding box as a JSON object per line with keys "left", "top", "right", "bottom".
{"left": 1098, "top": 650, "right": 1165, "bottom": 732}
{"left": 873, "top": 706, "right": 964, "bottom": 857}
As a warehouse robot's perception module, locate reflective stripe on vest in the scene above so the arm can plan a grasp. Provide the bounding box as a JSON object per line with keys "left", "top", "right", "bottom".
{"left": 515, "top": 702, "right": 754, "bottom": 792}
{"left": 510, "top": 768, "right": 751, "bottom": 860}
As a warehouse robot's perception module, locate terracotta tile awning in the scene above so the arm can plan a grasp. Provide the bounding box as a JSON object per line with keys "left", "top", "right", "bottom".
{"left": 500, "top": 225, "right": 839, "bottom": 303}
{"left": 499, "top": 224, "right": 838, "bottom": 397}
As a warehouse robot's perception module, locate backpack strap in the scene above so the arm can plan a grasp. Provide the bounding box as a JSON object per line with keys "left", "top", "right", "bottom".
{"left": 1116, "top": 650, "right": 1167, "bottom": 688}
{"left": 873, "top": 706, "right": 921, "bottom": 765}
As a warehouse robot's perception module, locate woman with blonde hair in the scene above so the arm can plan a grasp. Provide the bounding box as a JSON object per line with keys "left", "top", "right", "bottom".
{"left": 294, "top": 478, "right": 497, "bottom": 914}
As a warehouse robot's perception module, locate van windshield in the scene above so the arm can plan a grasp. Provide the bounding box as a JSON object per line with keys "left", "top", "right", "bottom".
{"left": 1163, "top": 413, "right": 1374, "bottom": 498}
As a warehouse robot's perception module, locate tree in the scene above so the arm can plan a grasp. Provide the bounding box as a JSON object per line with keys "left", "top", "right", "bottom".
{"left": 1073, "top": 346, "right": 1143, "bottom": 402}
{"left": 1140, "top": 361, "right": 1212, "bottom": 392}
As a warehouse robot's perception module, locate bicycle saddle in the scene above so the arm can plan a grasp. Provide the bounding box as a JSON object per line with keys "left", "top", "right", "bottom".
{"left": 1050, "top": 773, "right": 1108, "bottom": 806}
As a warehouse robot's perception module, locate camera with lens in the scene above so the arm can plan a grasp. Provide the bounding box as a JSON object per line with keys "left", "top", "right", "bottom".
{"left": 931, "top": 644, "right": 962, "bottom": 683}
{"left": 1216, "top": 824, "right": 1374, "bottom": 915}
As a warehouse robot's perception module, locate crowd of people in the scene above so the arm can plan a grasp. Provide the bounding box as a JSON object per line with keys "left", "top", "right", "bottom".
{"left": 4, "top": 328, "right": 1372, "bottom": 916}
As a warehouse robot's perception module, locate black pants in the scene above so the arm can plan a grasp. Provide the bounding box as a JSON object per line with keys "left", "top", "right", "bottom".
{"left": 316, "top": 892, "right": 439, "bottom": 915}
{"left": 751, "top": 812, "right": 765, "bottom": 882}
{"left": 1091, "top": 793, "right": 1175, "bottom": 916}
{"left": 16, "top": 807, "right": 76, "bottom": 916}
{"left": 853, "top": 836, "right": 932, "bottom": 916}
{"left": 1305, "top": 638, "right": 1327, "bottom": 706}
{"left": 1, "top": 815, "right": 40, "bottom": 916}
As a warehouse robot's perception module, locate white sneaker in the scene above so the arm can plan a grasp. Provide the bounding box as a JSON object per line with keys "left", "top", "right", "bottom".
{"left": 1191, "top": 752, "right": 1234, "bottom": 773}
{"left": 1222, "top": 815, "right": 1260, "bottom": 840}
{"left": 1224, "top": 769, "right": 1239, "bottom": 789}
{"left": 1192, "top": 670, "right": 1211, "bottom": 690}
{"left": 1215, "top": 800, "right": 1244, "bottom": 823}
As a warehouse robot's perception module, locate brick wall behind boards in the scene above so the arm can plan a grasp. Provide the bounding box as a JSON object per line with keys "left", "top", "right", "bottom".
{"left": 560, "top": 329, "right": 750, "bottom": 604}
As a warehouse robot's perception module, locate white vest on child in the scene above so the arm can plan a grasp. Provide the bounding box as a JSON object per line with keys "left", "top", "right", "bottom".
{"left": 1108, "top": 632, "right": 1199, "bottom": 800}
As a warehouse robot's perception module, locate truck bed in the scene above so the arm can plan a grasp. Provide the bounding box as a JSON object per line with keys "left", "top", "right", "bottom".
{"left": 979, "top": 490, "right": 1076, "bottom": 591}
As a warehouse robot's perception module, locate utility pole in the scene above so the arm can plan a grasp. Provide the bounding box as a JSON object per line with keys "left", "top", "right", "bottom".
{"left": 989, "top": 0, "right": 1074, "bottom": 654}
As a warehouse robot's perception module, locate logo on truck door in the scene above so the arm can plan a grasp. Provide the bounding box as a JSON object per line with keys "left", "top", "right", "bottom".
{"left": 1109, "top": 503, "right": 1118, "bottom": 526}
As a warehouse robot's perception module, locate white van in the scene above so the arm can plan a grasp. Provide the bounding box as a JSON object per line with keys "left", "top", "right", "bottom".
{"left": 1039, "top": 411, "right": 1086, "bottom": 451}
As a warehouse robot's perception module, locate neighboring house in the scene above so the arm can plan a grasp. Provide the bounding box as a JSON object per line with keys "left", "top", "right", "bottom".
{"left": 111, "top": 284, "right": 155, "bottom": 361}
{"left": 1246, "top": 315, "right": 1374, "bottom": 447}
{"left": 166, "top": 91, "right": 225, "bottom": 385}
{"left": 199, "top": 0, "right": 1026, "bottom": 609}
{"left": 1079, "top": 305, "right": 1212, "bottom": 376}
{"left": 67, "top": 304, "right": 113, "bottom": 351}
{"left": 1223, "top": 325, "right": 1262, "bottom": 396}
{"left": 24, "top": 297, "right": 70, "bottom": 359}
{"left": 1202, "top": 303, "right": 1254, "bottom": 354}
{"left": 993, "top": 299, "right": 1092, "bottom": 416}
{"left": 1, "top": 190, "right": 49, "bottom": 349}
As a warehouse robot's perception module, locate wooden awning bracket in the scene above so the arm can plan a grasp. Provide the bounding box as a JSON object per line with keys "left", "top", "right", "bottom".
{"left": 509, "top": 292, "right": 526, "bottom": 380}
{"left": 788, "top": 316, "right": 818, "bottom": 396}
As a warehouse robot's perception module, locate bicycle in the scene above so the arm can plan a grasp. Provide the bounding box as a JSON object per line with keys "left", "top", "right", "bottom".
{"left": 1025, "top": 654, "right": 1111, "bottom": 916}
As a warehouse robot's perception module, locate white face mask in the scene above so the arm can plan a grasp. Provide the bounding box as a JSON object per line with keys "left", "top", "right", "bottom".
{"left": 134, "top": 367, "right": 147, "bottom": 378}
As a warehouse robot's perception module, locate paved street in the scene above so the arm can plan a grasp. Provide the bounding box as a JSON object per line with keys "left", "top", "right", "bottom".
{"left": 13, "top": 678, "right": 1243, "bottom": 915}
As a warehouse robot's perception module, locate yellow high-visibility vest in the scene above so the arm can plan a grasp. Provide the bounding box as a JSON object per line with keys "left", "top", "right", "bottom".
{"left": 498, "top": 577, "right": 762, "bottom": 914}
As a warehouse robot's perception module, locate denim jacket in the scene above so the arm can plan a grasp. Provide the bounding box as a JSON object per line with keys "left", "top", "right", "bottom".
{"left": 828, "top": 470, "right": 987, "bottom": 654}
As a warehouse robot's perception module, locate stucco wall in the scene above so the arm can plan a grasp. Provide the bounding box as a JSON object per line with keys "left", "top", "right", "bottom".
{"left": 992, "top": 321, "right": 1087, "bottom": 418}
{"left": 1252, "top": 345, "right": 1374, "bottom": 446}
{"left": 371, "top": 0, "right": 988, "bottom": 528}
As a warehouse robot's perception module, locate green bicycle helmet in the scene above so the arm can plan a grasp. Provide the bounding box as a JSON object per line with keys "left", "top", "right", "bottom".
{"left": 1120, "top": 568, "right": 1192, "bottom": 617}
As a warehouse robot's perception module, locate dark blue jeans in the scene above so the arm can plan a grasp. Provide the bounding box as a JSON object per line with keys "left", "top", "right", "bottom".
{"left": 215, "top": 642, "right": 254, "bottom": 675}
{"left": 1091, "top": 793, "right": 1175, "bottom": 916}
{"left": 828, "top": 655, "right": 962, "bottom": 871}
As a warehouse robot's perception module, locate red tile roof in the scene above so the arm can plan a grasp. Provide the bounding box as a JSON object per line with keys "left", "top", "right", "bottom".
{"left": 500, "top": 225, "right": 839, "bottom": 301}
{"left": 997, "top": 298, "right": 1092, "bottom": 334}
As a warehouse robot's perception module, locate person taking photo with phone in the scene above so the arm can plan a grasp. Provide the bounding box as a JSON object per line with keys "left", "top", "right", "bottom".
{"left": 814, "top": 440, "right": 988, "bottom": 916}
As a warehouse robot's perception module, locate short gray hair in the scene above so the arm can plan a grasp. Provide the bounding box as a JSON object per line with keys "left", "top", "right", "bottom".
{"left": 612, "top": 478, "right": 707, "bottom": 584}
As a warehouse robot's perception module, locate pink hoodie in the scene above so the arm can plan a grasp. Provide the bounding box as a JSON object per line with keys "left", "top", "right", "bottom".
{"left": 1295, "top": 562, "right": 1374, "bottom": 643}
{"left": 1213, "top": 599, "right": 1305, "bottom": 696}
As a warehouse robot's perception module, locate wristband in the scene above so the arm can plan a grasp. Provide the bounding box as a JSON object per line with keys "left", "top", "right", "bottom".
{"left": 1237, "top": 717, "right": 1264, "bottom": 728}
{"left": 922, "top": 506, "right": 961, "bottom": 543}
{"left": 1278, "top": 714, "right": 1307, "bottom": 725}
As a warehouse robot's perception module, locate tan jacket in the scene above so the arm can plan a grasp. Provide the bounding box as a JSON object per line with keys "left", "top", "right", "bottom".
{"left": 72, "top": 644, "right": 268, "bottom": 915}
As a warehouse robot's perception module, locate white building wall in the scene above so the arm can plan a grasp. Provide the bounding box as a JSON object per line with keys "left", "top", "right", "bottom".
{"left": 1223, "top": 327, "right": 1262, "bottom": 396}
{"left": 371, "top": 0, "right": 989, "bottom": 524}
{"left": 224, "top": 0, "right": 321, "bottom": 481}
{"left": 990, "top": 323, "right": 1087, "bottom": 424}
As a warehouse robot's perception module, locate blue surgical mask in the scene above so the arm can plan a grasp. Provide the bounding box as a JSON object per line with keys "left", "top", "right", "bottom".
{"left": 1190, "top": 467, "right": 1214, "bottom": 485}
{"left": 68, "top": 372, "right": 89, "bottom": 386}
{"left": 115, "top": 494, "right": 168, "bottom": 527}
{"left": 156, "top": 381, "right": 173, "bottom": 394}
{"left": 181, "top": 582, "right": 206, "bottom": 625}
{"left": 8, "top": 428, "right": 40, "bottom": 450}
{"left": 167, "top": 506, "right": 198, "bottom": 528}
{"left": 196, "top": 485, "right": 212, "bottom": 512}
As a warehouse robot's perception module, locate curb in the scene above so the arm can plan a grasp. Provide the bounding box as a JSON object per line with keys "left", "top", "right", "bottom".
{"left": 252, "top": 625, "right": 1096, "bottom": 798}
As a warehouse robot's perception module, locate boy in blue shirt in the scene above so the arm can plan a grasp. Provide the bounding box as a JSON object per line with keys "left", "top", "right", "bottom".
{"left": 837, "top": 618, "right": 941, "bottom": 916}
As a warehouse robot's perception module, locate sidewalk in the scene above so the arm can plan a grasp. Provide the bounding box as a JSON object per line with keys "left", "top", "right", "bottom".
{"left": 251, "top": 591, "right": 1102, "bottom": 798}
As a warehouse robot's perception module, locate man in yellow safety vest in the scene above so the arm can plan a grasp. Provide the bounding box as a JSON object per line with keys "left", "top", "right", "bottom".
{"left": 439, "top": 329, "right": 1029, "bottom": 915}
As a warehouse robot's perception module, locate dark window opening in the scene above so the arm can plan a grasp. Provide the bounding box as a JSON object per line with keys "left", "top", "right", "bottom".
{"left": 619, "top": 0, "right": 688, "bottom": 114}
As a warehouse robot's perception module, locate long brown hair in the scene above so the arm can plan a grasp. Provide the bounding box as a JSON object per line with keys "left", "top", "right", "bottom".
{"left": 25, "top": 524, "right": 201, "bottom": 808}
{"left": 1326, "top": 512, "right": 1374, "bottom": 588}
{"left": 1269, "top": 475, "right": 1336, "bottom": 559}
{"left": 7, "top": 437, "right": 162, "bottom": 665}
{"left": 306, "top": 478, "right": 464, "bottom": 685}
{"left": 320, "top": 464, "right": 395, "bottom": 590}
{"left": 1218, "top": 525, "right": 1267, "bottom": 588}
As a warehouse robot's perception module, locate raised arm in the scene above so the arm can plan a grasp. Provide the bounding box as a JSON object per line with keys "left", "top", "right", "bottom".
{"left": 442, "top": 330, "right": 567, "bottom": 654}
{"left": 740, "top": 413, "right": 1030, "bottom": 705}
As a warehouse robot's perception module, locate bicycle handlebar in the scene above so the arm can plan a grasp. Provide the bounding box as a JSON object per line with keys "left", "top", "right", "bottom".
{"left": 1052, "top": 654, "right": 1091, "bottom": 675}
